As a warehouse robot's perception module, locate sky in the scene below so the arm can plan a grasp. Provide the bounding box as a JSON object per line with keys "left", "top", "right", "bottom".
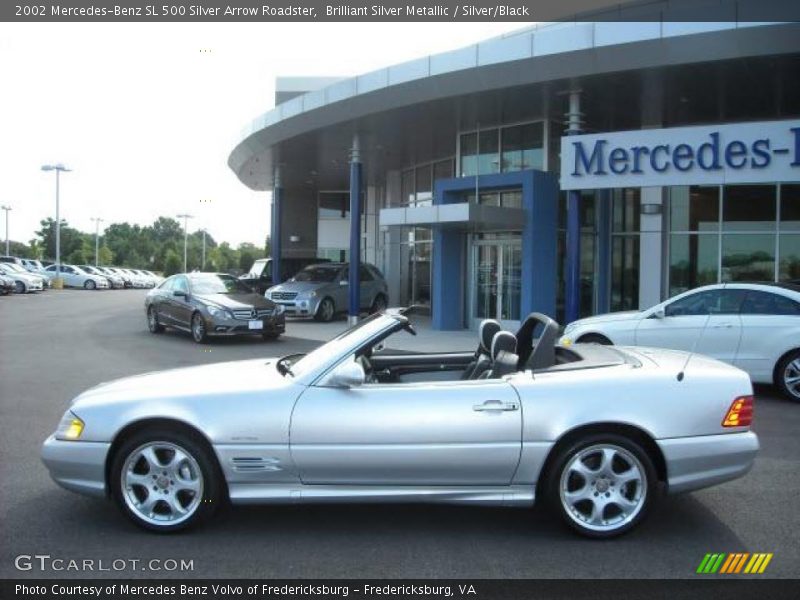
{"left": 0, "top": 22, "right": 524, "bottom": 249}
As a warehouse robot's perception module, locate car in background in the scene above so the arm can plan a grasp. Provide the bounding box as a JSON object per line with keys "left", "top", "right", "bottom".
{"left": 0, "top": 273, "right": 15, "bottom": 295}
{"left": 560, "top": 282, "right": 800, "bottom": 402}
{"left": 132, "top": 269, "right": 162, "bottom": 287}
{"left": 99, "top": 267, "right": 133, "bottom": 288}
{"left": 0, "top": 263, "right": 44, "bottom": 293}
{"left": 265, "top": 262, "right": 388, "bottom": 322}
{"left": 145, "top": 272, "right": 285, "bottom": 343}
{"left": 0, "top": 255, "right": 25, "bottom": 267}
{"left": 79, "top": 265, "right": 125, "bottom": 289}
{"left": 120, "top": 268, "right": 152, "bottom": 288}
{"left": 44, "top": 264, "right": 109, "bottom": 290}
{"left": 239, "top": 257, "right": 330, "bottom": 294}
{"left": 21, "top": 258, "right": 48, "bottom": 275}
{"left": 1, "top": 261, "right": 51, "bottom": 289}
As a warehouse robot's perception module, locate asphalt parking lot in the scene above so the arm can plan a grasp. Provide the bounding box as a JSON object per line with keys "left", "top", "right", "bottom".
{"left": 1, "top": 290, "right": 799, "bottom": 579}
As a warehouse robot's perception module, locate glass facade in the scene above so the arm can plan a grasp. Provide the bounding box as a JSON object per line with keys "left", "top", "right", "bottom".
{"left": 668, "top": 184, "right": 800, "bottom": 296}
{"left": 610, "top": 189, "right": 641, "bottom": 312}
{"left": 459, "top": 122, "right": 544, "bottom": 177}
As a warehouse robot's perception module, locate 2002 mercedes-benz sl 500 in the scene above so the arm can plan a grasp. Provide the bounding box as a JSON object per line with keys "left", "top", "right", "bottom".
{"left": 41, "top": 311, "right": 759, "bottom": 537}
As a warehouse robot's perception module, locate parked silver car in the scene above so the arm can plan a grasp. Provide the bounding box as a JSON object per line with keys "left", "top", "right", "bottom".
{"left": 266, "top": 262, "right": 388, "bottom": 321}
{"left": 78, "top": 265, "right": 124, "bottom": 289}
{"left": 44, "top": 264, "right": 109, "bottom": 290}
{"left": 0, "top": 262, "right": 44, "bottom": 293}
{"left": 41, "top": 311, "right": 757, "bottom": 537}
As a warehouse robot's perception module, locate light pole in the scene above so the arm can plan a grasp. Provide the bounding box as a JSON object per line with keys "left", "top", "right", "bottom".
{"left": 90, "top": 217, "right": 104, "bottom": 265}
{"left": 176, "top": 213, "right": 193, "bottom": 272}
{"left": 41, "top": 164, "right": 72, "bottom": 284}
{"left": 0, "top": 205, "right": 11, "bottom": 256}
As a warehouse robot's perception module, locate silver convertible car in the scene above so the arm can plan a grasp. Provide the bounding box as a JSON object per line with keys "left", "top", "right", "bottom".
{"left": 41, "top": 311, "right": 758, "bottom": 537}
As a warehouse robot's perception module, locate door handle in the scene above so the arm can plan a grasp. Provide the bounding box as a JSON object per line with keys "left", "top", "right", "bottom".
{"left": 712, "top": 323, "right": 733, "bottom": 328}
{"left": 473, "top": 400, "right": 519, "bottom": 412}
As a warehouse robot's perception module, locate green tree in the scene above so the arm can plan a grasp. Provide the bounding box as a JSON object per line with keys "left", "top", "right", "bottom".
{"left": 98, "top": 245, "right": 114, "bottom": 266}
{"left": 238, "top": 242, "right": 264, "bottom": 272}
{"left": 7, "top": 241, "right": 33, "bottom": 258}
{"left": 163, "top": 250, "right": 182, "bottom": 276}
{"left": 35, "top": 218, "right": 86, "bottom": 261}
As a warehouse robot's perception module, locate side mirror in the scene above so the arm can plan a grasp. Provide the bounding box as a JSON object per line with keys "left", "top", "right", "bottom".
{"left": 652, "top": 308, "right": 665, "bottom": 319}
{"left": 173, "top": 290, "right": 187, "bottom": 298}
{"left": 339, "top": 280, "right": 348, "bottom": 286}
{"left": 324, "top": 359, "right": 365, "bottom": 388}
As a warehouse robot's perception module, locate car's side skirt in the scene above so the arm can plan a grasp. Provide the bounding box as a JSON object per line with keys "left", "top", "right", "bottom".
{"left": 228, "top": 484, "right": 535, "bottom": 507}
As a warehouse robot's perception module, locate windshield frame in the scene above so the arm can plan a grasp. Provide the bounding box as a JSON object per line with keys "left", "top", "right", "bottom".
{"left": 291, "top": 264, "right": 343, "bottom": 283}
{"left": 286, "top": 313, "right": 407, "bottom": 385}
{"left": 189, "top": 273, "right": 254, "bottom": 295}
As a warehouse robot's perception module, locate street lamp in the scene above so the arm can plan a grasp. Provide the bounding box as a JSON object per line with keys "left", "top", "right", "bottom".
{"left": 0, "top": 205, "right": 11, "bottom": 256}
{"left": 200, "top": 228, "right": 207, "bottom": 271}
{"left": 176, "top": 213, "right": 193, "bottom": 272}
{"left": 41, "top": 164, "right": 72, "bottom": 284}
{"left": 90, "top": 217, "right": 104, "bottom": 265}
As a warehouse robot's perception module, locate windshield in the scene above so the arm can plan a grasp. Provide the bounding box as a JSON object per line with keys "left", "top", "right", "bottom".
{"left": 190, "top": 274, "right": 253, "bottom": 295}
{"left": 5, "top": 264, "right": 25, "bottom": 273}
{"left": 293, "top": 265, "right": 341, "bottom": 283}
{"left": 288, "top": 313, "right": 398, "bottom": 378}
{"left": 247, "top": 259, "right": 268, "bottom": 278}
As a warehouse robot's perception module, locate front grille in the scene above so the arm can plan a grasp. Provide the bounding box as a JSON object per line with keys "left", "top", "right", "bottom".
{"left": 232, "top": 308, "right": 272, "bottom": 320}
{"left": 271, "top": 291, "right": 297, "bottom": 301}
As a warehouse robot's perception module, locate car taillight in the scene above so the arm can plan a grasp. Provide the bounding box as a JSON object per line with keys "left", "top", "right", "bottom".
{"left": 722, "top": 395, "right": 754, "bottom": 428}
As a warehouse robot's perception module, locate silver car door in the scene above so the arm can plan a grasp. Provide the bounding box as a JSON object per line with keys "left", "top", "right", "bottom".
{"left": 290, "top": 378, "right": 522, "bottom": 486}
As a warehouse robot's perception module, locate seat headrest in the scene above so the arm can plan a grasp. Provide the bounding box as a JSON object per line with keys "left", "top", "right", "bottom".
{"left": 479, "top": 319, "right": 501, "bottom": 354}
{"left": 491, "top": 331, "right": 517, "bottom": 361}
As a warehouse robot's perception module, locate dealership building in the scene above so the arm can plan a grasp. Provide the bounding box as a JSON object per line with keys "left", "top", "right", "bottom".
{"left": 228, "top": 11, "right": 800, "bottom": 329}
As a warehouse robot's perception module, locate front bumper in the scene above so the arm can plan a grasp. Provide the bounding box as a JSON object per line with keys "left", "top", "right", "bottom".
{"left": 268, "top": 296, "right": 320, "bottom": 317}
{"left": 658, "top": 431, "right": 759, "bottom": 494}
{"left": 41, "top": 435, "right": 110, "bottom": 498}
{"left": 207, "top": 312, "right": 286, "bottom": 336}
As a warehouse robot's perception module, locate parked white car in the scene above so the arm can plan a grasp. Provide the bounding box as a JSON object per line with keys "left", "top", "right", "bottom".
{"left": 0, "top": 262, "right": 44, "bottom": 293}
{"left": 44, "top": 264, "right": 109, "bottom": 290}
{"left": 560, "top": 283, "right": 800, "bottom": 401}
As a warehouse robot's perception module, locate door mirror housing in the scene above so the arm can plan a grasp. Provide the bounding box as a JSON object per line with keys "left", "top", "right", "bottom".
{"left": 339, "top": 280, "right": 348, "bottom": 286}
{"left": 173, "top": 290, "right": 188, "bottom": 298}
{"left": 324, "top": 359, "right": 365, "bottom": 388}
{"left": 652, "top": 307, "right": 665, "bottom": 319}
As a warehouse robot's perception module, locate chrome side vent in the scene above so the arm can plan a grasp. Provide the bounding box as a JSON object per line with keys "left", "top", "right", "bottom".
{"left": 231, "top": 457, "right": 282, "bottom": 472}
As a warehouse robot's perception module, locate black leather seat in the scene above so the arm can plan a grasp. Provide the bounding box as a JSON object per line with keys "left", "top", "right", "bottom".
{"left": 514, "top": 313, "right": 560, "bottom": 371}
{"left": 477, "top": 331, "right": 518, "bottom": 379}
{"left": 461, "top": 319, "right": 501, "bottom": 380}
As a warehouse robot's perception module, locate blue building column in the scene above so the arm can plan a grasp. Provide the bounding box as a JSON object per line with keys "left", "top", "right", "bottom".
{"left": 520, "top": 170, "right": 559, "bottom": 318}
{"left": 348, "top": 134, "right": 362, "bottom": 325}
{"left": 271, "top": 169, "right": 283, "bottom": 286}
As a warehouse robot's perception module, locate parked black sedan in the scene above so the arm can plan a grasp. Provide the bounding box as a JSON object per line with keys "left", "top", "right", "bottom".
{"left": 145, "top": 272, "right": 285, "bottom": 342}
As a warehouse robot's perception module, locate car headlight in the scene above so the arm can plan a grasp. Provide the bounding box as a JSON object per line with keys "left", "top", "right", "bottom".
{"left": 206, "top": 305, "right": 229, "bottom": 318}
{"left": 273, "top": 304, "right": 285, "bottom": 316}
{"left": 55, "top": 411, "right": 84, "bottom": 441}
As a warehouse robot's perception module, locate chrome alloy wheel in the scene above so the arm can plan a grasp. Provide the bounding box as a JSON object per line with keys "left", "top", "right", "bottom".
{"left": 191, "top": 314, "right": 206, "bottom": 342}
{"left": 120, "top": 442, "right": 204, "bottom": 527}
{"left": 559, "top": 443, "right": 647, "bottom": 533}
{"left": 783, "top": 357, "right": 800, "bottom": 400}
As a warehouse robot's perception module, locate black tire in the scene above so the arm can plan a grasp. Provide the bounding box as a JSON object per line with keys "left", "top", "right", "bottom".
{"left": 775, "top": 349, "right": 800, "bottom": 403}
{"left": 545, "top": 433, "right": 657, "bottom": 539}
{"left": 191, "top": 312, "right": 208, "bottom": 343}
{"left": 370, "top": 293, "right": 388, "bottom": 314}
{"left": 577, "top": 333, "right": 612, "bottom": 345}
{"left": 14, "top": 280, "right": 25, "bottom": 294}
{"left": 147, "top": 306, "right": 165, "bottom": 333}
{"left": 314, "top": 297, "right": 336, "bottom": 322}
{"left": 84, "top": 279, "right": 96, "bottom": 290}
{"left": 110, "top": 428, "right": 222, "bottom": 532}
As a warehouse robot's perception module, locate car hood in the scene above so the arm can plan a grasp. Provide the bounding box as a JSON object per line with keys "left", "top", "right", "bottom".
{"left": 72, "top": 358, "right": 290, "bottom": 408}
{"left": 569, "top": 310, "right": 643, "bottom": 328}
{"left": 269, "top": 281, "right": 329, "bottom": 294}
{"left": 8, "top": 271, "right": 40, "bottom": 282}
{"left": 197, "top": 292, "right": 276, "bottom": 310}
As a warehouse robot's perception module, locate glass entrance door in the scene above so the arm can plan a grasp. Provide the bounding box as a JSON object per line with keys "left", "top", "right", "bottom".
{"left": 471, "top": 236, "right": 522, "bottom": 329}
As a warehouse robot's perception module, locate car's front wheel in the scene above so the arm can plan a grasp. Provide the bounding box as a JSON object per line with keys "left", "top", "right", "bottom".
{"left": 147, "top": 306, "right": 165, "bottom": 333}
{"left": 315, "top": 297, "right": 335, "bottom": 322}
{"left": 370, "top": 293, "right": 388, "bottom": 314}
{"left": 14, "top": 280, "right": 25, "bottom": 294}
{"left": 546, "top": 434, "right": 656, "bottom": 538}
{"left": 111, "top": 429, "right": 222, "bottom": 532}
{"left": 576, "top": 333, "right": 612, "bottom": 345}
{"left": 776, "top": 349, "right": 800, "bottom": 402}
{"left": 84, "top": 279, "right": 96, "bottom": 290}
{"left": 191, "top": 313, "right": 207, "bottom": 343}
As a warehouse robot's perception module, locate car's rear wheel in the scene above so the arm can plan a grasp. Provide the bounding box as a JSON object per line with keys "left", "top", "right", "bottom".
{"left": 147, "top": 306, "right": 165, "bottom": 333}
{"left": 546, "top": 434, "right": 656, "bottom": 538}
{"left": 84, "top": 279, "right": 96, "bottom": 290}
{"left": 576, "top": 333, "right": 612, "bottom": 345}
{"left": 111, "top": 429, "right": 221, "bottom": 532}
{"left": 776, "top": 349, "right": 800, "bottom": 402}
{"left": 14, "top": 281, "right": 25, "bottom": 294}
{"left": 315, "top": 297, "right": 335, "bottom": 322}
{"left": 191, "top": 313, "right": 207, "bottom": 343}
{"left": 370, "top": 293, "right": 388, "bottom": 314}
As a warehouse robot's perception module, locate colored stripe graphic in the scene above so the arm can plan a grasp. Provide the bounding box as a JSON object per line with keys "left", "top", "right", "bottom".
{"left": 700, "top": 553, "right": 773, "bottom": 575}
